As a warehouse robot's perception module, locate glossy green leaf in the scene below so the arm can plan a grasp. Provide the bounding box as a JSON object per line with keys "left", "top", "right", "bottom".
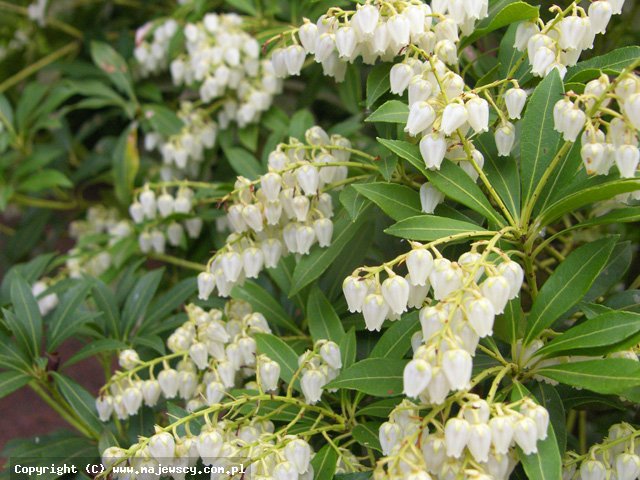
{"left": 369, "top": 311, "right": 420, "bottom": 359}
{"left": 91, "top": 279, "right": 120, "bottom": 337}
{"left": 0, "top": 371, "right": 31, "bottom": 399}
{"left": 51, "top": 372, "right": 103, "bottom": 433}
{"left": 353, "top": 182, "right": 421, "bottom": 221}
{"left": 536, "top": 359, "right": 640, "bottom": 394}
{"left": 524, "top": 237, "right": 616, "bottom": 344}
{"left": 223, "top": 146, "right": 264, "bottom": 180}
{"left": 9, "top": 275, "right": 43, "bottom": 359}
{"left": 254, "top": 333, "right": 299, "bottom": 383}
{"left": 326, "top": 358, "right": 407, "bottom": 396}
{"left": 113, "top": 124, "right": 139, "bottom": 206}
{"left": 121, "top": 269, "right": 164, "bottom": 337}
{"left": 338, "top": 64, "right": 362, "bottom": 114}
{"left": 340, "top": 327, "right": 357, "bottom": 368}
{"left": 520, "top": 69, "right": 564, "bottom": 209}
{"left": 339, "top": 185, "right": 372, "bottom": 222}
{"left": 366, "top": 63, "right": 392, "bottom": 108}
{"left": 356, "top": 398, "right": 402, "bottom": 418}
{"left": 63, "top": 338, "right": 129, "bottom": 367}
{"left": 232, "top": 280, "right": 300, "bottom": 333}
{"left": 310, "top": 444, "right": 338, "bottom": 480}
{"left": 566, "top": 46, "right": 640, "bottom": 83}
{"left": 143, "top": 277, "right": 196, "bottom": 328}
{"left": 365, "top": 100, "right": 408, "bottom": 124}
{"left": 534, "top": 311, "right": 640, "bottom": 359}
{"left": 143, "top": 104, "right": 184, "bottom": 136}
{"left": 385, "top": 214, "right": 488, "bottom": 241}
{"left": 538, "top": 178, "right": 640, "bottom": 227}
{"left": 90, "top": 41, "right": 136, "bottom": 100}
{"left": 498, "top": 23, "right": 532, "bottom": 84}
{"left": 18, "top": 170, "right": 72, "bottom": 193}
{"left": 307, "top": 287, "right": 345, "bottom": 343}
{"left": 461, "top": 1, "right": 539, "bottom": 47}
{"left": 352, "top": 422, "right": 382, "bottom": 452}
{"left": 47, "top": 283, "right": 92, "bottom": 351}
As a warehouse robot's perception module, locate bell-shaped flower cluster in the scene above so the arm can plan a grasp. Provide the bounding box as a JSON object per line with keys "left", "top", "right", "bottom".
{"left": 144, "top": 102, "right": 218, "bottom": 177}
{"left": 66, "top": 206, "right": 133, "bottom": 278}
{"left": 134, "top": 19, "right": 179, "bottom": 77}
{"left": 169, "top": 13, "right": 282, "bottom": 127}
{"left": 298, "top": 340, "right": 342, "bottom": 405}
{"left": 514, "top": 0, "right": 624, "bottom": 79}
{"left": 563, "top": 423, "right": 640, "bottom": 480}
{"left": 345, "top": 244, "right": 523, "bottom": 401}
{"left": 378, "top": 396, "right": 549, "bottom": 480}
{"left": 95, "top": 300, "right": 271, "bottom": 421}
{"left": 553, "top": 73, "right": 639, "bottom": 182}
{"left": 197, "top": 127, "right": 351, "bottom": 300}
{"left": 102, "top": 422, "right": 315, "bottom": 480}
{"left": 271, "top": 0, "right": 489, "bottom": 82}
{"left": 129, "top": 185, "right": 203, "bottom": 255}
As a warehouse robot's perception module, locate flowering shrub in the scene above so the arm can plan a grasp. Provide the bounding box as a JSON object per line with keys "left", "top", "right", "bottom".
{"left": 0, "top": 0, "right": 639, "bottom": 479}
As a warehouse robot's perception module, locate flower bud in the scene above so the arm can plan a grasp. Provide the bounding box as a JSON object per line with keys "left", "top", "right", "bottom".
{"left": 390, "top": 63, "right": 413, "bottom": 95}
{"left": 405, "top": 102, "right": 436, "bottom": 137}
{"left": 442, "top": 349, "right": 472, "bottom": 390}
{"left": 489, "top": 416, "right": 514, "bottom": 454}
{"left": 495, "top": 121, "right": 516, "bottom": 157}
{"left": 351, "top": 4, "right": 379, "bottom": 39}
{"left": 148, "top": 432, "right": 175, "bottom": 462}
{"left": 197, "top": 272, "right": 216, "bottom": 301}
{"left": 468, "top": 423, "right": 492, "bottom": 463}
{"left": 301, "top": 369, "right": 326, "bottom": 405}
{"left": 480, "top": 275, "right": 510, "bottom": 314}
{"left": 296, "top": 165, "right": 320, "bottom": 195}
{"left": 504, "top": 88, "right": 527, "bottom": 119}
{"left": 441, "top": 103, "right": 469, "bottom": 135}
{"left": 158, "top": 368, "right": 179, "bottom": 398}
{"left": 420, "top": 183, "right": 445, "bottom": 214}
{"left": 157, "top": 193, "right": 174, "bottom": 217}
{"left": 513, "top": 417, "right": 538, "bottom": 455}
{"left": 465, "top": 96, "right": 489, "bottom": 133}
{"left": 403, "top": 359, "right": 432, "bottom": 398}
{"left": 122, "top": 387, "right": 142, "bottom": 415}
{"left": 96, "top": 396, "right": 113, "bottom": 421}
{"left": 363, "top": 293, "right": 389, "bottom": 331}
{"left": 284, "top": 438, "right": 312, "bottom": 474}
{"left": 261, "top": 172, "right": 282, "bottom": 201}
{"left": 379, "top": 422, "right": 402, "bottom": 455}
{"left": 197, "top": 429, "right": 223, "bottom": 464}
{"left": 320, "top": 342, "right": 342, "bottom": 369}
{"left": 298, "top": 22, "right": 318, "bottom": 53}
{"left": 205, "top": 381, "right": 225, "bottom": 405}
{"left": 258, "top": 358, "right": 281, "bottom": 391}
{"left": 381, "top": 274, "right": 410, "bottom": 315}
{"left": 221, "top": 251, "right": 243, "bottom": 282}
{"left": 189, "top": 342, "right": 209, "bottom": 370}
{"left": 615, "top": 144, "right": 640, "bottom": 178}
{"left": 615, "top": 453, "right": 640, "bottom": 480}
{"left": 465, "top": 297, "right": 496, "bottom": 338}
{"left": 444, "top": 418, "right": 471, "bottom": 458}
{"left": 406, "top": 249, "right": 434, "bottom": 286}
{"left": 129, "top": 202, "right": 145, "bottom": 223}
{"left": 580, "top": 459, "right": 606, "bottom": 480}
{"left": 139, "top": 189, "right": 156, "bottom": 219}
{"left": 142, "top": 380, "right": 161, "bottom": 407}
{"left": 514, "top": 22, "right": 539, "bottom": 51}
{"left": 430, "top": 259, "right": 463, "bottom": 300}
{"left": 119, "top": 349, "right": 140, "bottom": 370}
{"left": 420, "top": 133, "right": 447, "bottom": 170}
{"left": 497, "top": 261, "right": 524, "bottom": 299}
{"left": 274, "top": 461, "right": 298, "bottom": 480}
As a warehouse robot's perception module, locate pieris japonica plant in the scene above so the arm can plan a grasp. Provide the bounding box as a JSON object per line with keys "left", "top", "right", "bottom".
{"left": 0, "top": 0, "right": 639, "bottom": 479}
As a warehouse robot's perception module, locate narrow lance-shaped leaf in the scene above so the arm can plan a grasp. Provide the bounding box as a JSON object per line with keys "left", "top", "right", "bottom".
{"left": 9, "top": 275, "right": 43, "bottom": 360}
{"left": 385, "top": 215, "right": 488, "bottom": 241}
{"left": 307, "top": 287, "right": 345, "bottom": 343}
{"left": 524, "top": 237, "right": 617, "bottom": 344}
{"left": 536, "top": 359, "right": 640, "bottom": 394}
{"left": 325, "top": 358, "right": 407, "bottom": 397}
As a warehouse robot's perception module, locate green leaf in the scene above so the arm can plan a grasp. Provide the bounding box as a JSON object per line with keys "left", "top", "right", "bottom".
{"left": 352, "top": 422, "right": 382, "bottom": 452}
{"left": 223, "top": 146, "right": 264, "bottom": 180}
{"left": 339, "top": 185, "right": 372, "bottom": 222}
{"left": 47, "top": 283, "right": 92, "bottom": 351}
{"left": 224, "top": 0, "right": 257, "bottom": 15}
{"left": 578, "top": 207, "right": 640, "bottom": 228}
{"left": 538, "top": 178, "right": 640, "bottom": 227}
{"left": 369, "top": 311, "right": 420, "bottom": 359}
{"left": 356, "top": 398, "right": 402, "bottom": 418}
{"left": 377, "top": 138, "right": 505, "bottom": 225}
{"left": 238, "top": 123, "right": 259, "bottom": 152}
{"left": 524, "top": 237, "right": 616, "bottom": 344}
{"left": 536, "top": 359, "right": 640, "bottom": 394}
{"left": 307, "top": 287, "right": 345, "bottom": 343}
{"left": 494, "top": 297, "right": 524, "bottom": 344}
{"left": 0, "top": 330, "right": 33, "bottom": 373}
{"left": 290, "top": 208, "right": 372, "bottom": 295}
{"left": 340, "top": 327, "right": 357, "bottom": 368}
{"left": 51, "top": 372, "right": 102, "bottom": 433}
{"left": 385, "top": 214, "right": 487, "bottom": 241}
{"left": 121, "top": 269, "right": 164, "bottom": 337}
{"left": 534, "top": 311, "right": 640, "bottom": 359}
{"left": 18, "top": 170, "right": 72, "bottom": 193}
{"left": 366, "top": 63, "right": 392, "bottom": 108}
{"left": 0, "top": 371, "right": 30, "bottom": 399}
{"left": 232, "top": 281, "right": 300, "bottom": 333}
{"left": 310, "top": 444, "right": 338, "bottom": 480}
{"left": 365, "top": 100, "right": 408, "bottom": 124}
{"left": 498, "top": 23, "right": 532, "bottom": 84}
{"left": 113, "top": 124, "right": 139, "bottom": 206}
{"left": 91, "top": 279, "right": 120, "bottom": 337}
{"left": 63, "top": 338, "right": 129, "bottom": 367}
{"left": 531, "top": 383, "right": 566, "bottom": 453}
{"left": 254, "top": 333, "right": 299, "bottom": 383}
{"left": 461, "top": 1, "right": 540, "bottom": 47}
{"left": 353, "top": 183, "right": 421, "bottom": 221}
{"left": 143, "top": 104, "right": 184, "bottom": 136}
{"left": 566, "top": 46, "right": 640, "bottom": 83}
{"left": 512, "top": 383, "right": 562, "bottom": 479}
{"left": 475, "top": 131, "right": 520, "bottom": 218}
{"left": 9, "top": 275, "right": 42, "bottom": 359}
{"left": 520, "top": 69, "right": 564, "bottom": 210}
{"left": 90, "top": 41, "right": 136, "bottom": 101}
{"left": 338, "top": 64, "right": 362, "bottom": 114}
{"left": 289, "top": 110, "right": 315, "bottom": 140}
{"left": 326, "top": 358, "right": 407, "bottom": 397}
{"left": 143, "top": 278, "right": 196, "bottom": 328}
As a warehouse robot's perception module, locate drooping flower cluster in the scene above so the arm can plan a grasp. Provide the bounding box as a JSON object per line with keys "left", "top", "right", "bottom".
{"left": 129, "top": 184, "right": 203, "bottom": 255}
{"left": 95, "top": 300, "right": 270, "bottom": 421}
{"left": 563, "top": 423, "right": 640, "bottom": 480}
{"left": 66, "top": 206, "right": 133, "bottom": 278}
{"left": 515, "top": 0, "right": 625, "bottom": 79}
{"left": 345, "top": 243, "right": 523, "bottom": 401}
{"left": 377, "top": 395, "right": 549, "bottom": 480}
{"left": 102, "top": 422, "right": 316, "bottom": 480}
{"left": 134, "top": 19, "right": 179, "bottom": 77}
{"left": 553, "top": 72, "right": 639, "bottom": 182}
{"left": 170, "top": 13, "right": 283, "bottom": 127}
{"left": 197, "top": 126, "right": 353, "bottom": 300}
{"left": 298, "top": 340, "right": 342, "bottom": 405}
{"left": 271, "top": 0, "right": 489, "bottom": 82}
{"left": 144, "top": 102, "right": 218, "bottom": 177}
